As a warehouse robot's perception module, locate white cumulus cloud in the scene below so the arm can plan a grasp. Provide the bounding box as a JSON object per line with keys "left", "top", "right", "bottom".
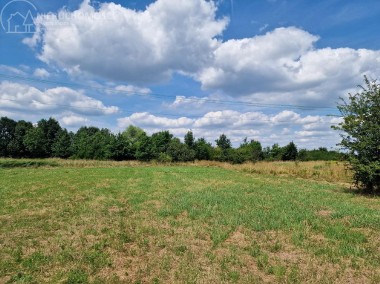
{"left": 25, "top": 0, "right": 228, "bottom": 84}
{"left": 196, "top": 27, "right": 380, "bottom": 106}
{"left": 107, "top": 85, "right": 152, "bottom": 96}
{"left": 0, "top": 81, "right": 119, "bottom": 116}
{"left": 117, "top": 109, "right": 341, "bottom": 148}
{"left": 33, "top": 68, "right": 50, "bottom": 78}
{"left": 61, "top": 115, "right": 89, "bottom": 127}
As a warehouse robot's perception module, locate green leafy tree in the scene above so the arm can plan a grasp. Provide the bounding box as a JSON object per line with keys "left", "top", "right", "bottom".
{"left": 24, "top": 127, "right": 48, "bottom": 158}
{"left": 150, "top": 131, "right": 173, "bottom": 158}
{"left": 194, "top": 138, "right": 213, "bottom": 160}
{"left": 0, "top": 117, "right": 17, "bottom": 157}
{"left": 264, "top": 143, "right": 283, "bottom": 161}
{"left": 38, "top": 118, "right": 62, "bottom": 156}
{"left": 215, "top": 134, "right": 232, "bottom": 162}
{"left": 72, "top": 127, "right": 113, "bottom": 160}
{"left": 184, "top": 130, "right": 195, "bottom": 149}
{"left": 237, "top": 138, "right": 263, "bottom": 162}
{"left": 110, "top": 133, "right": 129, "bottom": 161}
{"left": 216, "top": 134, "right": 232, "bottom": 150}
{"left": 121, "top": 125, "right": 146, "bottom": 159}
{"left": 135, "top": 133, "right": 154, "bottom": 161}
{"left": 282, "top": 141, "right": 298, "bottom": 161}
{"left": 7, "top": 120, "right": 33, "bottom": 157}
{"left": 52, "top": 129, "right": 74, "bottom": 158}
{"left": 167, "top": 138, "right": 195, "bottom": 162}
{"left": 333, "top": 76, "right": 380, "bottom": 193}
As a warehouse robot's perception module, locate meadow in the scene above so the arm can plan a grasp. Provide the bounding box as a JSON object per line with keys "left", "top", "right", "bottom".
{"left": 0, "top": 160, "right": 379, "bottom": 283}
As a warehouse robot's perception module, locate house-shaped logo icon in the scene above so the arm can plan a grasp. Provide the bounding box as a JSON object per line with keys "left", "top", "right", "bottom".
{"left": 7, "top": 10, "right": 35, "bottom": 33}
{"left": 1, "top": 0, "right": 38, "bottom": 34}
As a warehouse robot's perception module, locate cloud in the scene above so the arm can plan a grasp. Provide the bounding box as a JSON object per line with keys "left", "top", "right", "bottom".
{"left": 0, "top": 65, "right": 27, "bottom": 76}
{"left": 23, "top": 1, "right": 380, "bottom": 110}
{"left": 106, "top": 85, "right": 151, "bottom": 95}
{"left": 117, "top": 109, "right": 340, "bottom": 148}
{"left": 25, "top": 0, "right": 228, "bottom": 84}
{"left": 196, "top": 26, "right": 380, "bottom": 105}
{"left": 61, "top": 115, "right": 89, "bottom": 126}
{"left": 33, "top": 68, "right": 50, "bottom": 78}
{"left": 0, "top": 81, "right": 119, "bottom": 116}
{"left": 167, "top": 96, "right": 209, "bottom": 108}
{"left": 118, "top": 112, "right": 194, "bottom": 128}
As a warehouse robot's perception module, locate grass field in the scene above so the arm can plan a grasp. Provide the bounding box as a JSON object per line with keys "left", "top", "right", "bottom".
{"left": 0, "top": 160, "right": 379, "bottom": 283}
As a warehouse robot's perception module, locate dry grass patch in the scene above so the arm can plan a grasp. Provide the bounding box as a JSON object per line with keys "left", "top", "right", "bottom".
{"left": 1, "top": 163, "right": 379, "bottom": 283}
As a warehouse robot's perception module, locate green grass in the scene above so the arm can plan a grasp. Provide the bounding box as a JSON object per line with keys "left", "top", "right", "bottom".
{"left": 0, "top": 163, "right": 379, "bottom": 283}
{"left": 0, "top": 159, "right": 58, "bottom": 169}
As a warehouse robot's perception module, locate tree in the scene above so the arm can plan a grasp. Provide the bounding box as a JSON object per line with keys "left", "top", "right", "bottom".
{"left": 0, "top": 117, "right": 17, "bottom": 157}
{"left": 24, "top": 126, "right": 48, "bottom": 158}
{"left": 7, "top": 120, "right": 33, "bottom": 158}
{"left": 109, "top": 133, "right": 129, "bottom": 161}
{"left": 333, "top": 76, "right": 380, "bottom": 193}
{"left": 184, "top": 130, "right": 195, "bottom": 149}
{"left": 216, "top": 134, "right": 232, "bottom": 150}
{"left": 167, "top": 138, "right": 195, "bottom": 162}
{"left": 121, "top": 125, "right": 146, "bottom": 159}
{"left": 265, "top": 143, "right": 283, "bottom": 161}
{"left": 135, "top": 133, "right": 154, "bottom": 161}
{"left": 215, "top": 134, "right": 232, "bottom": 162}
{"left": 237, "top": 138, "right": 263, "bottom": 162}
{"left": 52, "top": 129, "right": 73, "bottom": 158}
{"left": 72, "top": 127, "right": 114, "bottom": 160}
{"left": 38, "top": 118, "right": 62, "bottom": 156}
{"left": 150, "top": 131, "right": 173, "bottom": 158}
{"left": 194, "top": 138, "right": 213, "bottom": 160}
{"left": 282, "top": 141, "right": 298, "bottom": 161}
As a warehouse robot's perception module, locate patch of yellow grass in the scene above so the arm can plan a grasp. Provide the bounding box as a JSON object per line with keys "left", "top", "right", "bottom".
{"left": 189, "top": 160, "right": 352, "bottom": 184}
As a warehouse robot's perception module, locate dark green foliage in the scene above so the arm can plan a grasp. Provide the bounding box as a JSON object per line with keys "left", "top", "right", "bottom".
{"left": 23, "top": 118, "right": 62, "bottom": 158}
{"left": 1, "top": 116, "right": 343, "bottom": 165}
{"left": 237, "top": 138, "right": 263, "bottom": 162}
{"left": 24, "top": 126, "right": 49, "bottom": 158}
{"left": 282, "top": 141, "right": 298, "bottom": 161}
{"left": 7, "top": 120, "right": 33, "bottom": 157}
{"left": 167, "top": 138, "right": 195, "bottom": 162}
{"left": 38, "top": 118, "right": 62, "bottom": 156}
{"left": 150, "top": 131, "right": 173, "bottom": 159}
{"left": 215, "top": 134, "right": 231, "bottom": 150}
{"left": 215, "top": 134, "right": 232, "bottom": 162}
{"left": 298, "top": 148, "right": 343, "bottom": 161}
{"left": 135, "top": 133, "right": 154, "bottom": 161}
{"left": 109, "top": 133, "right": 129, "bottom": 161}
{"left": 333, "top": 76, "right": 380, "bottom": 193}
{"left": 263, "top": 144, "right": 283, "bottom": 161}
{"left": 194, "top": 138, "right": 213, "bottom": 160}
{"left": 184, "top": 130, "right": 195, "bottom": 149}
{"left": 0, "top": 116, "right": 17, "bottom": 157}
{"left": 0, "top": 160, "right": 58, "bottom": 168}
{"left": 52, "top": 129, "right": 74, "bottom": 158}
{"left": 121, "top": 125, "right": 146, "bottom": 159}
{"left": 72, "top": 127, "right": 114, "bottom": 160}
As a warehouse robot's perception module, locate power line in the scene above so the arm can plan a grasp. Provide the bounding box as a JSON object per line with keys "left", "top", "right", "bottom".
{"left": 0, "top": 73, "right": 339, "bottom": 111}
{"left": 0, "top": 98, "right": 341, "bottom": 125}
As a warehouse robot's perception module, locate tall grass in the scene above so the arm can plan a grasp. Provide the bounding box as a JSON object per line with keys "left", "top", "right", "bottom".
{"left": 0, "top": 158, "right": 352, "bottom": 183}
{"left": 189, "top": 160, "right": 352, "bottom": 184}
{"left": 0, "top": 165, "right": 378, "bottom": 283}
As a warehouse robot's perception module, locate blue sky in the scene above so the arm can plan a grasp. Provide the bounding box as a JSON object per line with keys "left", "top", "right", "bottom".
{"left": 0, "top": 0, "right": 379, "bottom": 148}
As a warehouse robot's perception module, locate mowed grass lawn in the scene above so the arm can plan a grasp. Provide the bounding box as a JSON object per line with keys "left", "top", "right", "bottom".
{"left": 0, "top": 162, "right": 380, "bottom": 283}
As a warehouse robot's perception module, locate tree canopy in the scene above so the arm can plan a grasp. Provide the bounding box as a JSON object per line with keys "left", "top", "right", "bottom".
{"left": 333, "top": 76, "right": 380, "bottom": 193}
{"left": 0, "top": 116, "right": 342, "bottom": 163}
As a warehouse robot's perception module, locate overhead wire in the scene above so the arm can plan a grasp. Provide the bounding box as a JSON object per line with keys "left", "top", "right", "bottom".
{"left": 0, "top": 73, "right": 340, "bottom": 111}
{"left": 0, "top": 72, "right": 342, "bottom": 126}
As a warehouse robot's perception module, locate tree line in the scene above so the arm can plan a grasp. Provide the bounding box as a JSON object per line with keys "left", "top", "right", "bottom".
{"left": 0, "top": 116, "right": 342, "bottom": 163}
